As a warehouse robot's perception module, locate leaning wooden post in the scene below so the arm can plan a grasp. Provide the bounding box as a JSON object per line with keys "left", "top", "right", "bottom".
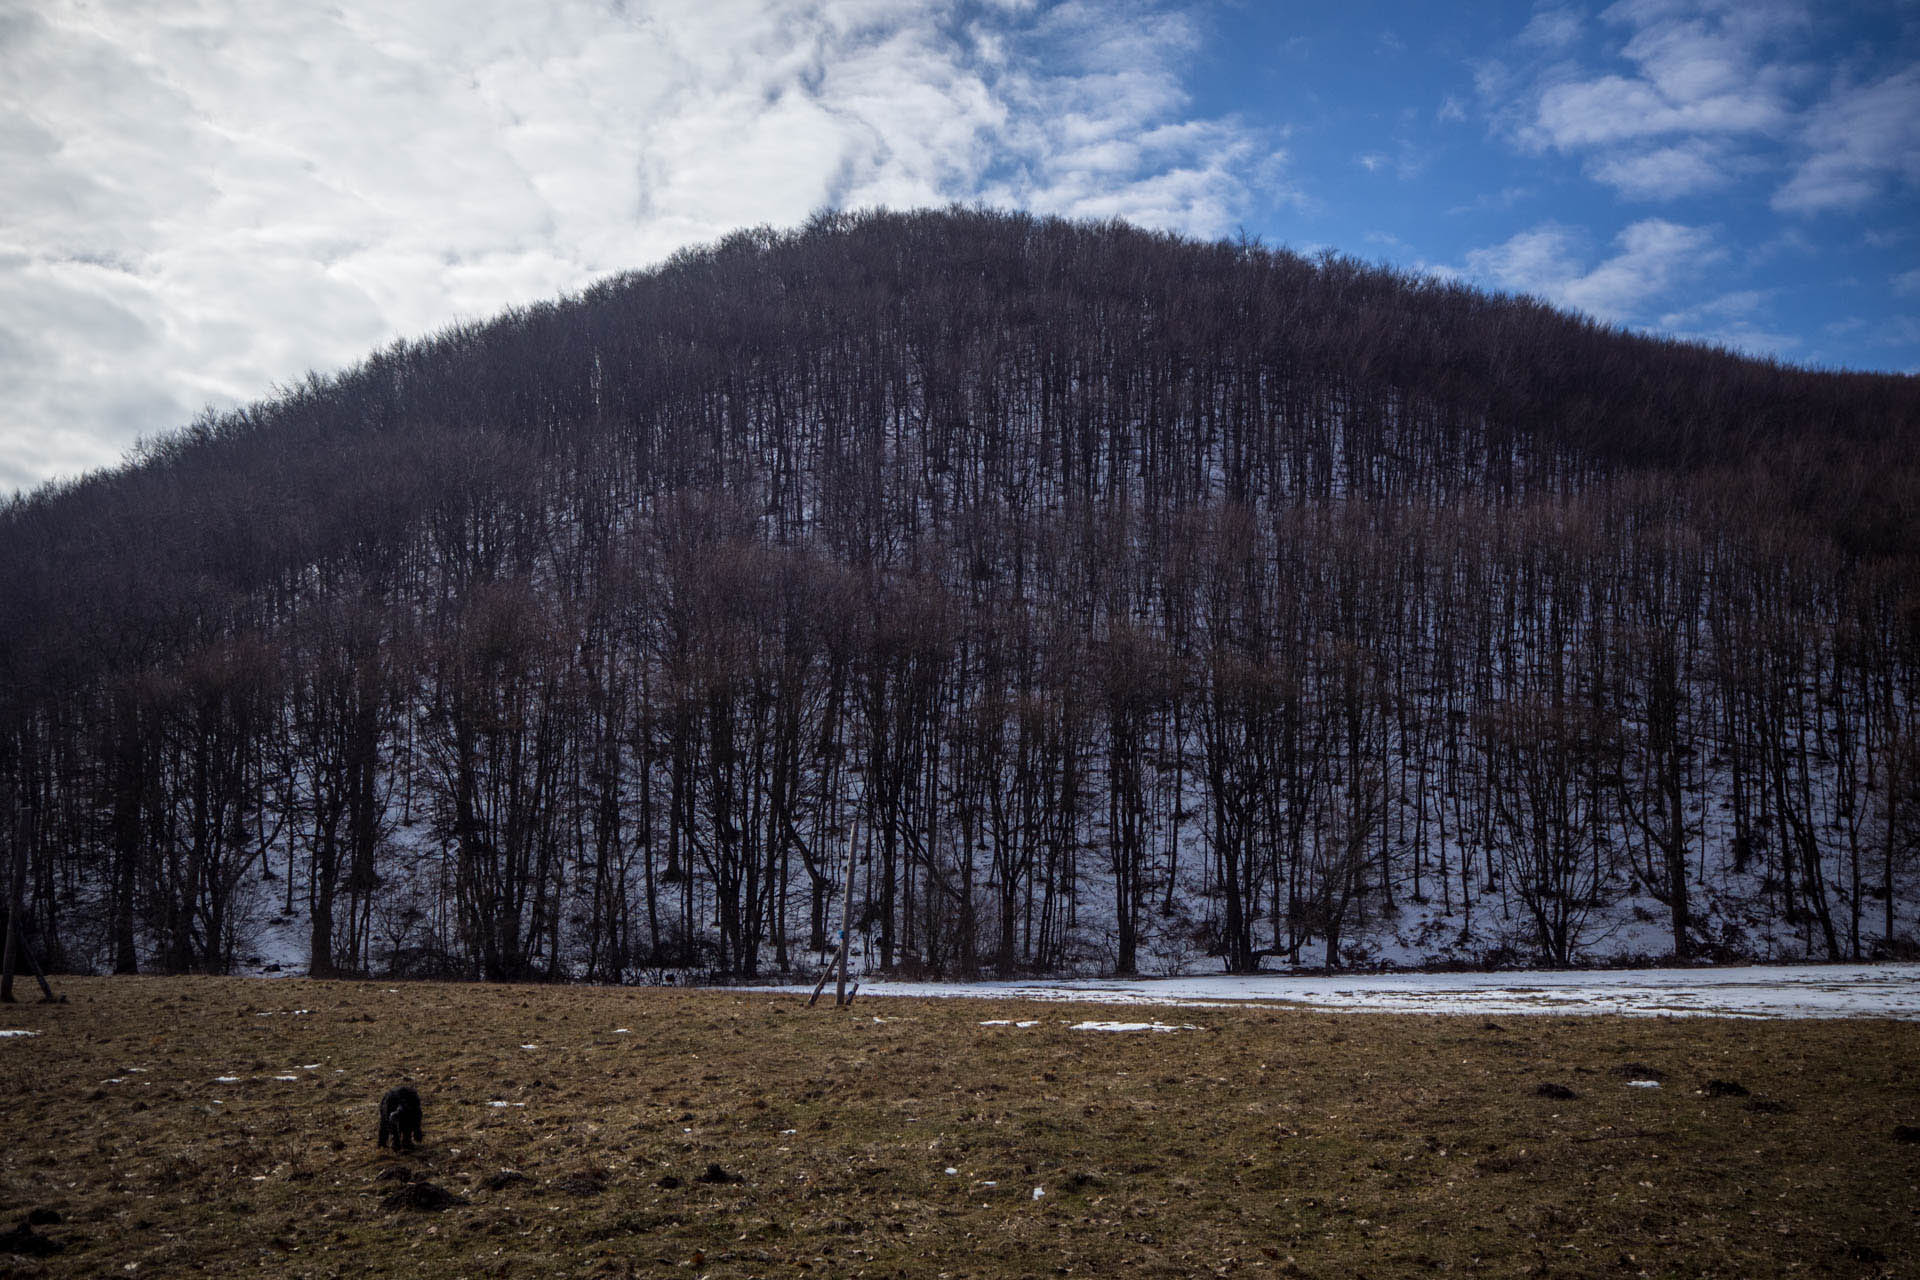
{"left": 833, "top": 816, "right": 861, "bottom": 1008}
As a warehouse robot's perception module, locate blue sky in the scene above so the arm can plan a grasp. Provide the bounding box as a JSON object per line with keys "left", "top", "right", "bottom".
{"left": 1188, "top": 1, "right": 1920, "bottom": 366}
{"left": 2, "top": 0, "right": 1916, "bottom": 495}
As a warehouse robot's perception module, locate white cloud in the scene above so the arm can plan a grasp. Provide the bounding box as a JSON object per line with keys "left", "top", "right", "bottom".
{"left": 1652, "top": 287, "right": 1800, "bottom": 356}
{"left": 1517, "top": 5, "right": 1584, "bottom": 51}
{"left": 1500, "top": 0, "right": 1920, "bottom": 225}
{"left": 1773, "top": 65, "right": 1920, "bottom": 215}
{"left": 1893, "top": 268, "right": 1920, "bottom": 298}
{"left": 1585, "top": 138, "right": 1743, "bottom": 198}
{"left": 0, "top": 0, "right": 1265, "bottom": 494}
{"left": 1462, "top": 218, "right": 1718, "bottom": 323}
{"left": 1492, "top": 0, "right": 1818, "bottom": 216}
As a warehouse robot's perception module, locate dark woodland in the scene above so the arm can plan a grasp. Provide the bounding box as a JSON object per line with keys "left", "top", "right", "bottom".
{"left": 4, "top": 207, "right": 1920, "bottom": 987}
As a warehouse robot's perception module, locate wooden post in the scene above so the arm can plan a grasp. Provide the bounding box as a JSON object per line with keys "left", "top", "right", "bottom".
{"left": 833, "top": 816, "right": 861, "bottom": 1008}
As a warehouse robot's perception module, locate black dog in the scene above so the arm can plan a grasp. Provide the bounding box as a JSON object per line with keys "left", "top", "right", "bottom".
{"left": 377, "top": 1085, "right": 424, "bottom": 1151}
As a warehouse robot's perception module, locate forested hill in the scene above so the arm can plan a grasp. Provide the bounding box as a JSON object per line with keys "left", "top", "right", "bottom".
{"left": 5, "top": 206, "right": 1920, "bottom": 985}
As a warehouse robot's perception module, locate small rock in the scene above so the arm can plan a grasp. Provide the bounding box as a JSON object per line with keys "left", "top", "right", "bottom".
{"left": 656, "top": 1175, "right": 684, "bottom": 1190}
{"left": 1893, "top": 1124, "right": 1920, "bottom": 1143}
{"left": 1704, "top": 1079, "right": 1749, "bottom": 1098}
{"left": 1534, "top": 1083, "right": 1579, "bottom": 1100}
{"left": 24, "top": 1209, "right": 61, "bottom": 1227}
{"left": 695, "top": 1163, "right": 742, "bottom": 1185}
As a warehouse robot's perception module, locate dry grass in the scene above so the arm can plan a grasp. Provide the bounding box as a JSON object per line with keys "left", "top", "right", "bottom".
{"left": 2, "top": 977, "right": 1916, "bottom": 1278}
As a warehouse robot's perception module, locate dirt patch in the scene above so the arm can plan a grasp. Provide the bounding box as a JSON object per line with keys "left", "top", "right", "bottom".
{"left": 0, "top": 976, "right": 1915, "bottom": 1278}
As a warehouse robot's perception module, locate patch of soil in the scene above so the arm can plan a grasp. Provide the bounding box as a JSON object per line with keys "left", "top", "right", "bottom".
{"left": 551, "top": 1172, "right": 607, "bottom": 1197}
{"left": 380, "top": 1181, "right": 468, "bottom": 1212}
{"left": 1704, "top": 1080, "right": 1749, "bottom": 1098}
{"left": 1610, "top": 1063, "right": 1667, "bottom": 1082}
{"left": 482, "top": 1170, "right": 531, "bottom": 1191}
{"left": 1534, "top": 1083, "right": 1580, "bottom": 1100}
{"left": 0, "top": 1223, "right": 64, "bottom": 1256}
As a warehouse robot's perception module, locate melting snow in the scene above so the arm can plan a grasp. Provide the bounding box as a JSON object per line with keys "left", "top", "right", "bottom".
{"left": 750, "top": 963, "right": 1920, "bottom": 1019}
{"left": 1071, "top": 1021, "right": 1199, "bottom": 1033}
{"left": 1625, "top": 1080, "right": 1661, "bottom": 1088}
{"left": 0, "top": 1029, "right": 38, "bottom": 1038}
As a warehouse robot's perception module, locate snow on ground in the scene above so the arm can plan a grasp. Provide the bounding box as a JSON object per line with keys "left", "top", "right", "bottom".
{"left": 746, "top": 963, "right": 1920, "bottom": 1019}
{"left": 0, "top": 1029, "right": 39, "bottom": 1038}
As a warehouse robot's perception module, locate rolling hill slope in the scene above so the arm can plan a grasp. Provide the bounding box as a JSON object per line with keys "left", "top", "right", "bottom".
{"left": 4, "top": 207, "right": 1920, "bottom": 984}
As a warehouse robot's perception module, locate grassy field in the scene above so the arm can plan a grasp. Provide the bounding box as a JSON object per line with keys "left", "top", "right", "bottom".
{"left": 1, "top": 978, "right": 1916, "bottom": 1278}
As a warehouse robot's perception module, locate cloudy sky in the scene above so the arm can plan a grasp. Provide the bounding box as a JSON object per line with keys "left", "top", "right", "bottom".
{"left": 3, "top": 0, "right": 1916, "bottom": 496}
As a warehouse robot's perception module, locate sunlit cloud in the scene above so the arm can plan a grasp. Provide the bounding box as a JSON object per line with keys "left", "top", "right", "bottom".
{"left": 0, "top": 0, "right": 1266, "bottom": 495}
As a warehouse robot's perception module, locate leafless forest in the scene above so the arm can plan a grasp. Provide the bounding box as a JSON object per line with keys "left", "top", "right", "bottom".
{"left": 4, "top": 208, "right": 1920, "bottom": 984}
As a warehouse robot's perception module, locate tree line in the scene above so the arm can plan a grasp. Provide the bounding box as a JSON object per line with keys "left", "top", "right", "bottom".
{"left": 3, "top": 207, "right": 1918, "bottom": 984}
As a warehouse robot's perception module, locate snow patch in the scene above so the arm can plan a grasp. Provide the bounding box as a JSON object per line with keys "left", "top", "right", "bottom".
{"left": 751, "top": 963, "right": 1920, "bottom": 1019}
{"left": 1071, "top": 1020, "right": 1199, "bottom": 1033}
{"left": 0, "top": 1029, "right": 38, "bottom": 1039}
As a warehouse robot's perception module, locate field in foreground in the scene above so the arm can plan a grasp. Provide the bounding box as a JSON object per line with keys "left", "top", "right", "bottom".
{"left": 2, "top": 979, "right": 1917, "bottom": 1278}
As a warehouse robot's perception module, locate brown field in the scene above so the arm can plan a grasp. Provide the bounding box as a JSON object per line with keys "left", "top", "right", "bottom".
{"left": 1, "top": 977, "right": 1916, "bottom": 1278}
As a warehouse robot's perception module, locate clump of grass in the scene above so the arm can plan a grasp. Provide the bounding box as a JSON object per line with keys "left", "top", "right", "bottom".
{"left": 1, "top": 977, "right": 1915, "bottom": 1277}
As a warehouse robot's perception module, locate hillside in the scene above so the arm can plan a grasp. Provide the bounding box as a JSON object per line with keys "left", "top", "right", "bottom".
{"left": 3, "top": 206, "right": 1920, "bottom": 985}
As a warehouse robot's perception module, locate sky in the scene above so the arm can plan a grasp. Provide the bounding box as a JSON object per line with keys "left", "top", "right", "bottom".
{"left": 2, "top": 0, "right": 1916, "bottom": 497}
